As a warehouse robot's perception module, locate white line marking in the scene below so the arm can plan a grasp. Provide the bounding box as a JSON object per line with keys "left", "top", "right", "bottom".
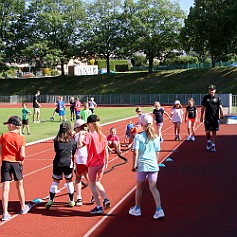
{"left": 83, "top": 187, "right": 136, "bottom": 237}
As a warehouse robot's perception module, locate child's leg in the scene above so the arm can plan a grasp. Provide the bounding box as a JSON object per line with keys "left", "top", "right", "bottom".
{"left": 26, "top": 125, "right": 30, "bottom": 134}
{"left": 75, "top": 174, "right": 82, "bottom": 200}
{"left": 15, "top": 180, "right": 26, "bottom": 210}
{"left": 88, "top": 166, "right": 102, "bottom": 207}
{"left": 158, "top": 126, "right": 162, "bottom": 138}
{"left": 191, "top": 122, "right": 195, "bottom": 136}
{"left": 49, "top": 181, "right": 59, "bottom": 201}
{"left": 22, "top": 124, "right": 25, "bottom": 134}
{"left": 65, "top": 179, "right": 74, "bottom": 202}
{"left": 2, "top": 181, "right": 10, "bottom": 215}
{"left": 173, "top": 122, "right": 177, "bottom": 135}
{"left": 187, "top": 120, "right": 191, "bottom": 135}
{"left": 148, "top": 180, "right": 161, "bottom": 209}
{"left": 135, "top": 181, "right": 143, "bottom": 208}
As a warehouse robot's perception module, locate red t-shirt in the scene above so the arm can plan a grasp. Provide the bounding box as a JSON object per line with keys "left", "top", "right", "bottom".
{"left": 0, "top": 132, "right": 26, "bottom": 162}
{"left": 74, "top": 101, "right": 81, "bottom": 112}
{"left": 107, "top": 134, "right": 120, "bottom": 143}
{"left": 83, "top": 131, "right": 107, "bottom": 167}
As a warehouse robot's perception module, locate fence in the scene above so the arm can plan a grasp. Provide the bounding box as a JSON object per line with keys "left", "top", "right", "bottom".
{"left": 1, "top": 94, "right": 236, "bottom": 114}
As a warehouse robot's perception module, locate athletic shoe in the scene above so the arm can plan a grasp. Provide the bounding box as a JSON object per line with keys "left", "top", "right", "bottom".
{"left": 103, "top": 198, "right": 111, "bottom": 210}
{"left": 160, "top": 138, "right": 164, "bottom": 143}
{"left": 50, "top": 117, "right": 54, "bottom": 121}
{"left": 177, "top": 135, "right": 181, "bottom": 141}
{"left": 206, "top": 141, "right": 212, "bottom": 151}
{"left": 90, "top": 206, "right": 103, "bottom": 214}
{"left": 191, "top": 136, "right": 195, "bottom": 141}
{"left": 69, "top": 201, "right": 75, "bottom": 207}
{"left": 21, "top": 204, "right": 31, "bottom": 214}
{"left": 210, "top": 146, "right": 216, "bottom": 152}
{"left": 174, "top": 136, "right": 178, "bottom": 141}
{"left": 153, "top": 208, "right": 165, "bottom": 219}
{"left": 129, "top": 206, "right": 141, "bottom": 216}
{"left": 89, "top": 196, "right": 95, "bottom": 204}
{"left": 2, "top": 213, "right": 12, "bottom": 221}
{"left": 45, "top": 200, "right": 54, "bottom": 208}
{"left": 186, "top": 135, "right": 191, "bottom": 141}
{"left": 75, "top": 199, "right": 83, "bottom": 206}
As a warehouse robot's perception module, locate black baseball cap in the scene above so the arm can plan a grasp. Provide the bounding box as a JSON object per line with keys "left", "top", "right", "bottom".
{"left": 208, "top": 84, "right": 216, "bottom": 90}
{"left": 3, "top": 116, "right": 22, "bottom": 126}
{"left": 87, "top": 115, "right": 100, "bottom": 123}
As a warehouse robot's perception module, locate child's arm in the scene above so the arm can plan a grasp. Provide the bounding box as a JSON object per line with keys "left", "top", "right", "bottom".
{"left": 20, "top": 145, "right": 26, "bottom": 162}
{"left": 184, "top": 110, "right": 188, "bottom": 123}
{"left": 164, "top": 111, "right": 171, "bottom": 120}
{"left": 132, "top": 149, "right": 138, "bottom": 171}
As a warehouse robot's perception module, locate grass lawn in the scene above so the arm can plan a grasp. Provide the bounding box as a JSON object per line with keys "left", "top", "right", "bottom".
{"left": 0, "top": 106, "right": 153, "bottom": 143}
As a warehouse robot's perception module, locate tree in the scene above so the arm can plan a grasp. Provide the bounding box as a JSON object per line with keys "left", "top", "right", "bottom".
{"left": 181, "top": 0, "right": 235, "bottom": 67}
{"left": 26, "top": 0, "right": 85, "bottom": 75}
{"left": 80, "top": 0, "right": 123, "bottom": 74}
{"left": 128, "top": 0, "right": 185, "bottom": 73}
{"left": 0, "top": 0, "right": 27, "bottom": 64}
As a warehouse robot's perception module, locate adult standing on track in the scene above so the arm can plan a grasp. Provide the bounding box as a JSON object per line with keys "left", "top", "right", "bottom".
{"left": 200, "top": 85, "right": 224, "bottom": 152}
{"left": 32, "top": 90, "right": 41, "bottom": 123}
{"left": 129, "top": 114, "right": 165, "bottom": 219}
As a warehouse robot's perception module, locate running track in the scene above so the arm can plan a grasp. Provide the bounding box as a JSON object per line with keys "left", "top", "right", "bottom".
{"left": 1, "top": 108, "right": 237, "bottom": 237}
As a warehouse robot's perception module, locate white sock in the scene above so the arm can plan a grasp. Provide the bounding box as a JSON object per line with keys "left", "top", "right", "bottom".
{"left": 66, "top": 182, "right": 74, "bottom": 194}
{"left": 50, "top": 182, "right": 59, "bottom": 193}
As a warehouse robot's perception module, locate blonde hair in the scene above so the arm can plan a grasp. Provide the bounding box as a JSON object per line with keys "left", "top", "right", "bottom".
{"left": 145, "top": 124, "right": 157, "bottom": 140}
{"left": 154, "top": 101, "right": 161, "bottom": 107}
{"left": 91, "top": 122, "right": 105, "bottom": 142}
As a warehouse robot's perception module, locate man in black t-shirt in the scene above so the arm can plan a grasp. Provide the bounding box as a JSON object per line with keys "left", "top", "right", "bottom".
{"left": 200, "top": 85, "right": 224, "bottom": 152}
{"left": 32, "top": 90, "right": 41, "bottom": 122}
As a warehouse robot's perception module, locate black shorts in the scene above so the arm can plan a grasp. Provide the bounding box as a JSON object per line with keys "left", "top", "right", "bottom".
{"left": 55, "top": 108, "right": 59, "bottom": 113}
{"left": 22, "top": 119, "right": 29, "bottom": 125}
{"left": 204, "top": 119, "right": 220, "bottom": 131}
{"left": 1, "top": 161, "right": 23, "bottom": 183}
{"left": 52, "top": 165, "right": 73, "bottom": 180}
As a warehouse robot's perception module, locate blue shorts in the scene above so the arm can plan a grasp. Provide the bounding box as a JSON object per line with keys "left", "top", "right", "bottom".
{"left": 59, "top": 110, "right": 65, "bottom": 116}
{"left": 136, "top": 171, "right": 158, "bottom": 182}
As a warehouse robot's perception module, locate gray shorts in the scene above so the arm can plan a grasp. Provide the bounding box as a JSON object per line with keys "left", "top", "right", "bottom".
{"left": 1, "top": 161, "right": 23, "bottom": 182}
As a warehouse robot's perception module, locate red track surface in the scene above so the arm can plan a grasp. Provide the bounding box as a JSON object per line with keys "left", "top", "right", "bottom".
{"left": 1, "top": 108, "right": 237, "bottom": 237}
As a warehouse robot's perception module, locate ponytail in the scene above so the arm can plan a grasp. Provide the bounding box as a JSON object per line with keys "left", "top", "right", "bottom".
{"left": 145, "top": 124, "right": 157, "bottom": 140}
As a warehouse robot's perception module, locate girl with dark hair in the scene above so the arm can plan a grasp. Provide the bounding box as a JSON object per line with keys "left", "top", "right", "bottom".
{"left": 45, "top": 121, "right": 77, "bottom": 208}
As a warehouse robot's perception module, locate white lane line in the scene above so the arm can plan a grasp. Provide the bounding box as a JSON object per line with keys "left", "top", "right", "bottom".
{"left": 83, "top": 187, "right": 136, "bottom": 237}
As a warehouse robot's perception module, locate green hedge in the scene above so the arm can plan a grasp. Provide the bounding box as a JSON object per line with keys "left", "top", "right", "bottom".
{"left": 96, "top": 59, "right": 128, "bottom": 71}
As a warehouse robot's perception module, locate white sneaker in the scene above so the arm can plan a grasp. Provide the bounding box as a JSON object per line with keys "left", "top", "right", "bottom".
{"left": 153, "top": 208, "right": 165, "bottom": 219}
{"left": 129, "top": 206, "right": 141, "bottom": 216}
{"left": 186, "top": 135, "right": 191, "bottom": 141}
{"left": 2, "top": 213, "right": 12, "bottom": 221}
{"left": 191, "top": 136, "right": 195, "bottom": 141}
{"left": 21, "top": 204, "right": 31, "bottom": 214}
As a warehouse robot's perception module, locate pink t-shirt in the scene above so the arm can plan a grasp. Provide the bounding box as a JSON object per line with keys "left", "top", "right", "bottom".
{"left": 107, "top": 134, "right": 120, "bottom": 143}
{"left": 83, "top": 131, "right": 107, "bottom": 167}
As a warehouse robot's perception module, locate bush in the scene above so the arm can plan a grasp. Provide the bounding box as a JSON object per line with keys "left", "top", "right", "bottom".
{"left": 42, "top": 68, "right": 51, "bottom": 76}
{"left": 131, "top": 55, "right": 147, "bottom": 67}
{"left": 165, "top": 56, "right": 198, "bottom": 65}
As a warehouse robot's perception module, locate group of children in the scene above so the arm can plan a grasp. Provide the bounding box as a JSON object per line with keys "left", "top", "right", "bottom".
{"left": 0, "top": 98, "right": 198, "bottom": 221}
{"left": 50, "top": 97, "right": 97, "bottom": 122}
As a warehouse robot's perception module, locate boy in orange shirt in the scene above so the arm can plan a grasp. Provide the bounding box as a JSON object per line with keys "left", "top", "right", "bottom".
{"left": 0, "top": 116, "right": 30, "bottom": 221}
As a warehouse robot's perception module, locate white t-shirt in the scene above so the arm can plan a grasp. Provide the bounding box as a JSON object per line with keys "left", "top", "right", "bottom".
{"left": 74, "top": 132, "right": 88, "bottom": 164}
{"left": 171, "top": 108, "right": 184, "bottom": 123}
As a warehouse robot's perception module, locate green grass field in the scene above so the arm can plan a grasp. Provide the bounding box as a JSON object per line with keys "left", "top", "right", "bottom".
{"left": 0, "top": 107, "right": 153, "bottom": 143}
